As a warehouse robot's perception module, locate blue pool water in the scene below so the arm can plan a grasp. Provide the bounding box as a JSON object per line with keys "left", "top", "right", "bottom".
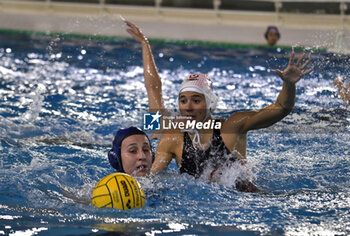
{"left": 0, "top": 32, "right": 349, "bottom": 235}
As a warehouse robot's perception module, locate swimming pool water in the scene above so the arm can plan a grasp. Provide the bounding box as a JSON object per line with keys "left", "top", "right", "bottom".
{"left": 0, "top": 32, "right": 349, "bottom": 235}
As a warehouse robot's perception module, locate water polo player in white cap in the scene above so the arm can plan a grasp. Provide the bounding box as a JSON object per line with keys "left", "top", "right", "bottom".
{"left": 124, "top": 20, "right": 313, "bottom": 192}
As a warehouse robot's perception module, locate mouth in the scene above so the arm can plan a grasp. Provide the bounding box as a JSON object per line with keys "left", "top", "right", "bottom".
{"left": 134, "top": 165, "right": 150, "bottom": 176}
{"left": 136, "top": 165, "right": 148, "bottom": 172}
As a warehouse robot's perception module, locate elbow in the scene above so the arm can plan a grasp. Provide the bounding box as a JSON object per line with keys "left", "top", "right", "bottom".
{"left": 282, "top": 106, "right": 293, "bottom": 115}
{"left": 276, "top": 101, "right": 294, "bottom": 115}
{"left": 278, "top": 107, "right": 293, "bottom": 120}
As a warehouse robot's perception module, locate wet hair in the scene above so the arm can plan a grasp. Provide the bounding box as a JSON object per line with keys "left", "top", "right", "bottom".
{"left": 264, "top": 26, "right": 280, "bottom": 40}
{"left": 108, "top": 126, "right": 154, "bottom": 172}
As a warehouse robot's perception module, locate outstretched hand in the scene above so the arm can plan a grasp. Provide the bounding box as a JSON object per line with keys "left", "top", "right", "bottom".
{"left": 274, "top": 52, "right": 313, "bottom": 84}
{"left": 123, "top": 19, "right": 148, "bottom": 44}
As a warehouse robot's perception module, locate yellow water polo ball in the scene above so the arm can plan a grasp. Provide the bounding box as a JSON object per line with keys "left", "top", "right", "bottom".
{"left": 91, "top": 173, "right": 145, "bottom": 210}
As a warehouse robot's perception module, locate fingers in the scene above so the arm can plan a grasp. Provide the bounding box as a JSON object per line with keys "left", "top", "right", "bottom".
{"left": 293, "top": 52, "right": 313, "bottom": 75}
{"left": 125, "top": 20, "right": 135, "bottom": 28}
{"left": 124, "top": 20, "right": 136, "bottom": 32}
{"left": 296, "top": 53, "right": 306, "bottom": 66}
{"left": 288, "top": 51, "right": 295, "bottom": 66}
{"left": 125, "top": 20, "right": 141, "bottom": 37}
{"left": 290, "top": 52, "right": 311, "bottom": 68}
{"left": 274, "top": 69, "right": 283, "bottom": 78}
{"left": 123, "top": 19, "right": 140, "bottom": 34}
{"left": 126, "top": 29, "right": 136, "bottom": 37}
{"left": 298, "top": 53, "right": 312, "bottom": 75}
{"left": 302, "top": 67, "right": 313, "bottom": 76}
{"left": 300, "top": 57, "right": 311, "bottom": 70}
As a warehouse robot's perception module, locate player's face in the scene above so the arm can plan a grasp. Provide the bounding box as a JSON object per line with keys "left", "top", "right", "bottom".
{"left": 178, "top": 91, "right": 207, "bottom": 122}
{"left": 121, "top": 135, "right": 152, "bottom": 177}
{"left": 267, "top": 29, "right": 279, "bottom": 46}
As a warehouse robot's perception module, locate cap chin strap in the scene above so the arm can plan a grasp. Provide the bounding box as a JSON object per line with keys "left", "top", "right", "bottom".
{"left": 181, "top": 111, "right": 212, "bottom": 150}
{"left": 188, "top": 129, "right": 206, "bottom": 150}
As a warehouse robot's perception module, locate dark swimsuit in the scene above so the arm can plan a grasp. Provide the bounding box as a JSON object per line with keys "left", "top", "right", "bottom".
{"left": 179, "top": 121, "right": 238, "bottom": 178}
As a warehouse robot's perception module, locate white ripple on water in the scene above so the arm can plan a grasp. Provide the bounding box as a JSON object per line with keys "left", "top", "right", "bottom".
{"left": 1, "top": 38, "right": 350, "bottom": 235}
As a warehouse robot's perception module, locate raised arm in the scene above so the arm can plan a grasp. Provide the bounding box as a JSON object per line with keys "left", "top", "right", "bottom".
{"left": 124, "top": 20, "right": 164, "bottom": 113}
{"left": 227, "top": 52, "right": 313, "bottom": 132}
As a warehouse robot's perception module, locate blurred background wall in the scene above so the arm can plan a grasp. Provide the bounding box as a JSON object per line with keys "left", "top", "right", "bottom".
{"left": 0, "top": 0, "right": 349, "bottom": 51}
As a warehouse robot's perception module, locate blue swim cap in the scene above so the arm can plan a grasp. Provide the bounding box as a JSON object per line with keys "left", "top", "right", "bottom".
{"left": 108, "top": 126, "right": 154, "bottom": 172}
{"left": 264, "top": 26, "right": 280, "bottom": 40}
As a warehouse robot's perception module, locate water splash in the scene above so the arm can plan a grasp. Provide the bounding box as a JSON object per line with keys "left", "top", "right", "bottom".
{"left": 0, "top": 32, "right": 349, "bottom": 235}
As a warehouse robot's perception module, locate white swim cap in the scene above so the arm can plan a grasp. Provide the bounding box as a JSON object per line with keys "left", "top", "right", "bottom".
{"left": 178, "top": 73, "right": 218, "bottom": 120}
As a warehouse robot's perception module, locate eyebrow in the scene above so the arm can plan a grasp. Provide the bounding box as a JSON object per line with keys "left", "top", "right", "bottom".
{"left": 127, "top": 142, "right": 150, "bottom": 148}
{"left": 191, "top": 95, "right": 203, "bottom": 99}
{"left": 126, "top": 143, "right": 138, "bottom": 148}
{"left": 179, "top": 94, "right": 204, "bottom": 99}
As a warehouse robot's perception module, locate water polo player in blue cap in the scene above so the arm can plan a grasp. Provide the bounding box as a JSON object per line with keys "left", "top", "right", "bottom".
{"left": 124, "top": 20, "right": 313, "bottom": 192}
{"left": 108, "top": 127, "right": 154, "bottom": 177}
{"left": 265, "top": 25, "right": 280, "bottom": 46}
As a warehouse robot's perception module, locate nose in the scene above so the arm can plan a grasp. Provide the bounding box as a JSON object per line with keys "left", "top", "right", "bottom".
{"left": 183, "top": 101, "right": 193, "bottom": 111}
{"left": 138, "top": 148, "right": 146, "bottom": 160}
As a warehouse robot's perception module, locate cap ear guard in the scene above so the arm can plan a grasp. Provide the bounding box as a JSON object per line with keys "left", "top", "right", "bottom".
{"left": 108, "top": 149, "right": 124, "bottom": 172}
{"left": 206, "top": 92, "right": 218, "bottom": 115}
